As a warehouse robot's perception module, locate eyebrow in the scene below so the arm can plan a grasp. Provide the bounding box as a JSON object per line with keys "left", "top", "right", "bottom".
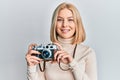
{"left": 57, "top": 16, "right": 74, "bottom": 19}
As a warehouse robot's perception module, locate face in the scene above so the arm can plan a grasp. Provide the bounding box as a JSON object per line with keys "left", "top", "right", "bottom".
{"left": 56, "top": 8, "right": 76, "bottom": 39}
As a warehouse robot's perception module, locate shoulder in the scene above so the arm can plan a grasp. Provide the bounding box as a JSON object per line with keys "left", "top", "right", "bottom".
{"left": 75, "top": 43, "right": 96, "bottom": 60}
{"left": 77, "top": 43, "right": 95, "bottom": 52}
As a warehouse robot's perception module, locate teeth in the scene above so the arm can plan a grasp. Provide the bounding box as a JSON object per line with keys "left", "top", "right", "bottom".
{"left": 61, "top": 29, "right": 69, "bottom": 33}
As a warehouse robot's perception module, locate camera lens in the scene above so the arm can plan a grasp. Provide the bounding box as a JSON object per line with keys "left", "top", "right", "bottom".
{"left": 42, "top": 50, "right": 51, "bottom": 58}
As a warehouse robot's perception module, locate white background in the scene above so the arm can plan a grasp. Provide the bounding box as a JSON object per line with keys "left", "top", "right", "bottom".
{"left": 0, "top": 0, "right": 120, "bottom": 80}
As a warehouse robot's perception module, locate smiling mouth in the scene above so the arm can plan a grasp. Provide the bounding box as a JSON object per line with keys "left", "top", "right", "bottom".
{"left": 61, "top": 29, "right": 70, "bottom": 33}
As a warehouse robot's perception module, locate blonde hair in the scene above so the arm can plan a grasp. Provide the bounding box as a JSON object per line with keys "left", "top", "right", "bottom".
{"left": 50, "top": 2, "right": 86, "bottom": 44}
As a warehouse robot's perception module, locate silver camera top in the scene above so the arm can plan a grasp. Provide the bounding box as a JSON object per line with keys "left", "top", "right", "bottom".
{"left": 33, "top": 43, "right": 58, "bottom": 51}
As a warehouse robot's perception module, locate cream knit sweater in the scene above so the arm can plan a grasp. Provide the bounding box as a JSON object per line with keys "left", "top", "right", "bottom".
{"left": 27, "top": 37, "right": 97, "bottom": 80}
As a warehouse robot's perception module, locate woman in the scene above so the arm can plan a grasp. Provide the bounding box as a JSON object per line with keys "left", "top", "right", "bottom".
{"left": 26, "top": 2, "right": 97, "bottom": 80}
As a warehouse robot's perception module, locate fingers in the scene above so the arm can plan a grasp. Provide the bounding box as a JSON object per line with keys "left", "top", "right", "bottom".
{"left": 53, "top": 42, "right": 73, "bottom": 63}
{"left": 54, "top": 50, "right": 73, "bottom": 63}
{"left": 28, "top": 43, "right": 37, "bottom": 50}
{"left": 26, "top": 55, "right": 41, "bottom": 66}
{"left": 53, "top": 42, "right": 63, "bottom": 50}
{"left": 56, "top": 51, "right": 66, "bottom": 62}
{"left": 27, "top": 43, "right": 41, "bottom": 56}
{"left": 27, "top": 50, "right": 40, "bottom": 55}
{"left": 26, "top": 53, "right": 41, "bottom": 66}
{"left": 61, "top": 54, "right": 73, "bottom": 63}
{"left": 26, "top": 43, "right": 41, "bottom": 66}
{"left": 54, "top": 50, "right": 64, "bottom": 60}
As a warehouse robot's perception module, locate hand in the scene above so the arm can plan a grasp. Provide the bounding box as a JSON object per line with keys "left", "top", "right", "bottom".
{"left": 25, "top": 43, "right": 41, "bottom": 66}
{"left": 54, "top": 43, "right": 73, "bottom": 64}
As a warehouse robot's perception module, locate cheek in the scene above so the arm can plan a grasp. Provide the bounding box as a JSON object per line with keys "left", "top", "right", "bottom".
{"left": 56, "top": 22, "right": 62, "bottom": 28}
{"left": 56, "top": 26, "right": 60, "bottom": 34}
{"left": 72, "top": 23, "right": 75, "bottom": 27}
{"left": 56, "top": 23, "right": 62, "bottom": 31}
{"left": 72, "top": 26, "right": 76, "bottom": 34}
{"left": 71, "top": 24, "right": 76, "bottom": 31}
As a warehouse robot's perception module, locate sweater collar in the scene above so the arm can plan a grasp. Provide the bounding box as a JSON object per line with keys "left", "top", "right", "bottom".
{"left": 57, "top": 36, "right": 74, "bottom": 44}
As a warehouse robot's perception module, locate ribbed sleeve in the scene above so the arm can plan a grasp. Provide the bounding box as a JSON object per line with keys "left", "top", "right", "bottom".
{"left": 69, "top": 47, "right": 97, "bottom": 80}
{"left": 27, "top": 65, "right": 45, "bottom": 80}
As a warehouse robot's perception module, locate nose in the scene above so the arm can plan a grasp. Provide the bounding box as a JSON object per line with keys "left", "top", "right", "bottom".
{"left": 63, "top": 20, "right": 68, "bottom": 27}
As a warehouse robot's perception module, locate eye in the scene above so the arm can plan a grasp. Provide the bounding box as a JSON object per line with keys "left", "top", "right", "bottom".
{"left": 57, "top": 18, "right": 64, "bottom": 22}
{"left": 68, "top": 19, "right": 74, "bottom": 22}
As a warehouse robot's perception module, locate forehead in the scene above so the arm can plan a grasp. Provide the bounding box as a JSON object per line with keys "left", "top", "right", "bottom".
{"left": 58, "top": 8, "right": 73, "bottom": 17}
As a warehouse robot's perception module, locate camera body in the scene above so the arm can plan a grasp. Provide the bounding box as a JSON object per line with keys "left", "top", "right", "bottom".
{"left": 32, "top": 43, "right": 58, "bottom": 61}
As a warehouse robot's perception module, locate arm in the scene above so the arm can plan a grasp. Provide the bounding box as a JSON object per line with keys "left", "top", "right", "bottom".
{"left": 27, "top": 65, "right": 45, "bottom": 80}
{"left": 26, "top": 44, "right": 46, "bottom": 80}
{"left": 69, "top": 48, "right": 97, "bottom": 80}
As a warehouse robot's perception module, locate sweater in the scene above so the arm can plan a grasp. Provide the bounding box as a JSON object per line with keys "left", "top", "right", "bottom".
{"left": 27, "top": 37, "right": 97, "bottom": 80}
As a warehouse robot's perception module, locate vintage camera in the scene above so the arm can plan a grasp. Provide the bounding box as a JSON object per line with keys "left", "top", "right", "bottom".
{"left": 32, "top": 43, "right": 58, "bottom": 61}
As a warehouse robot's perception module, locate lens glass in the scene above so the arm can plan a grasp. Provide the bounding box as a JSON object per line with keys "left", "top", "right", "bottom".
{"left": 42, "top": 50, "right": 50, "bottom": 58}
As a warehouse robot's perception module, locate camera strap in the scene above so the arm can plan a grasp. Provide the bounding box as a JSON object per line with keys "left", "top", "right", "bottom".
{"left": 38, "top": 60, "right": 46, "bottom": 72}
{"left": 58, "top": 44, "right": 77, "bottom": 71}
